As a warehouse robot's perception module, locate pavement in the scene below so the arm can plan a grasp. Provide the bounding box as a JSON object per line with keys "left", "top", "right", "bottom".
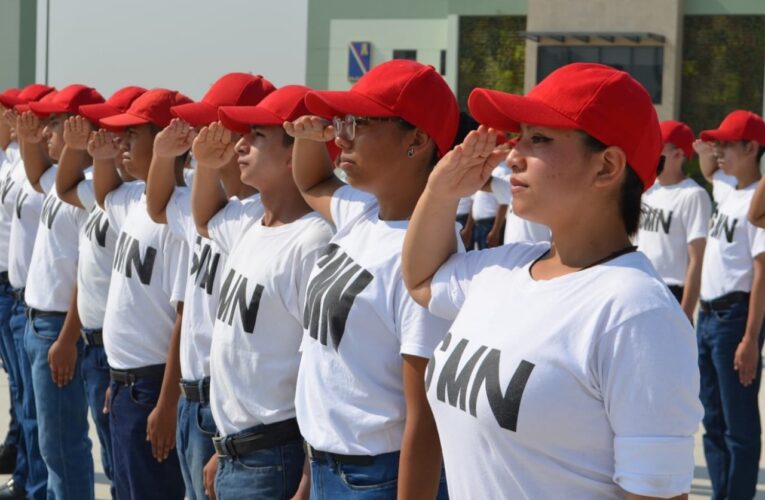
{"left": 0, "top": 373, "right": 764, "bottom": 499}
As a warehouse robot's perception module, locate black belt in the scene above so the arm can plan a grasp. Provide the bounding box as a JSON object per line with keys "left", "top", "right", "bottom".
{"left": 80, "top": 328, "right": 103, "bottom": 347}
{"left": 668, "top": 285, "right": 684, "bottom": 303}
{"left": 180, "top": 377, "right": 210, "bottom": 403}
{"left": 12, "top": 288, "right": 24, "bottom": 303}
{"left": 305, "top": 443, "right": 375, "bottom": 466}
{"left": 213, "top": 418, "right": 301, "bottom": 459}
{"left": 109, "top": 364, "right": 166, "bottom": 384}
{"left": 700, "top": 291, "right": 750, "bottom": 313}
{"left": 28, "top": 308, "right": 67, "bottom": 320}
{"left": 0, "top": 272, "right": 8, "bottom": 283}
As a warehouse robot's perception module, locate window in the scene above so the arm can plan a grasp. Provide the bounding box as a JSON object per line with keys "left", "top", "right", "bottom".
{"left": 393, "top": 49, "right": 417, "bottom": 61}
{"left": 537, "top": 46, "right": 663, "bottom": 103}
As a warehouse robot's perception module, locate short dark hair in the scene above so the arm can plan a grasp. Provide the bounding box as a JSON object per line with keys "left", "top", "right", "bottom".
{"left": 580, "top": 133, "right": 644, "bottom": 237}
{"left": 282, "top": 128, "right": 295, "bottom": 147}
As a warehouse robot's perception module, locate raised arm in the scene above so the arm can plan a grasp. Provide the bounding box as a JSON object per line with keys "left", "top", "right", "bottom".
{"left": 89, "top": 129, "right": 123, "bottom": 209}
{"left": 56, "top": 116, "right": 94, "bottom": 209}
{"left": 191, "top": 122, "right": 236, "bottom": 238}
{"left": 748, "top": 176, "right": 765, "bottom": 228}
{"left": 16, "top": 111, "right": 52, "bottom": 192}
{"left": 146, "top": 119, "right": 195, "bottom": 224}
{"left": 402, "top": 126, "right": 503, "bottom": 307}
{"left": 693, "top": 139, "right": 718, "bottom": 184}
{"left": 284, "top": 116, "right": 343, "bottom": 223}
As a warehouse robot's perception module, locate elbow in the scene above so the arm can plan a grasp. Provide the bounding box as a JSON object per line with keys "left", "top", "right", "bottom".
{"left": 195, "top": 222, "right": 210, "bottom": 240}
{"left": 748, "top": 211, "right": 765, "bottom": 229}
{"left": 146, "top": 202, "right": 164, "bottom": 224}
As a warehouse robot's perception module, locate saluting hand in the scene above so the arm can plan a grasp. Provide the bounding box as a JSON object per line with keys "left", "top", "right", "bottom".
{"left": 692, "top": 139, "right": 715, "bottom": 158}
{"left": 2, "top": 109, "right": 17, "bottom": 130}
{"left": 63, "top": 115, "right": 93, "bottom": 151}
{"left": 192, "top": 122, "right": 236, "bottom": 169}
{"left": 283, "top": 115, "right": 334, "bottom": 142}
{"left": 16, "top": 111, "right": 44, "bottom": 144}
{"left": 154, "top": 118, "right": 195, "bottom": 159}
{"left": 87, "top": 129, "right": 121, "bottom": 160}
{"left": 427, "top": 125, "right": 505, "bottom": 200}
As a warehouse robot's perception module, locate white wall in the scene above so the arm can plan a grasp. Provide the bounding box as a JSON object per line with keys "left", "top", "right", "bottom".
{"left": 328, "top": 19, "right": 448, "bottom": 91}
{"left": 36, "top": 0, "right": 308, "bottom": 100}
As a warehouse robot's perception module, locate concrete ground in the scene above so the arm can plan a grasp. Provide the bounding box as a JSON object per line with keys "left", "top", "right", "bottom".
{"left": 0, "top": 374, "right": 764, "bottom": 499}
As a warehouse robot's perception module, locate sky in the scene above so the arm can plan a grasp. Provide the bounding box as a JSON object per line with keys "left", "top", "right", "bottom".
{"left": 37, "top": 0, "right": 309, "bottom": 99}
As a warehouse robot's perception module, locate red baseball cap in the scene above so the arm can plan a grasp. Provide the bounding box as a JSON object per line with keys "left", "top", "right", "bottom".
{"left": 28, "top": 84, "right": 104, "bottom": 117}
{"left": 660, "top": 120, "right": 695, "bottom": 160}
{"left": 15, "top": 90, "right": 58, "bottom": 114}
{"left": 171, "top": 73, "right": 275, "bottom": 127}
{"left": 304, "top": 60, "right": 460, "bottom": 157}
{"left": 219, "top": 85, "right": 311, "bottom": 134}
{"left": 0, "top": 89, "right": 20, "bottom": 108}
{"left": 468, "top": 62, "right": 662, "bottom": 191}
{"left": 0, "top": 84, "right": 55, "bottom": 108}
{"left": 100, "top": 89, "right": 193, "bottom": 131}
{"left": 78, "top": 86, "right": 147, "bottom": 126}
{"left": 699, "top": 110, "right": 765, "bottom": 145}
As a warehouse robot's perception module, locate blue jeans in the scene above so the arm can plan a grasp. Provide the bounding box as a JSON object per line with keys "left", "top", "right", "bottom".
{"left": 697, "top": 300, "right": 765, "bottom": 500}
{"left": 80, "top": 340, "right": 114, "bottom": 497}
{"left": 177, "top": 383, "right": 216, "bottom": 500}
{"left": 10, "top": 299, "right": 46, "bottom": 499}
{"left": 471, "top": 218, "right": 494, "bottom": 250}
{"left": 24, "top": 312, "right": 93, "bottom": 500}
{"left": 309, "top": 449, "right": 449, "bottom": 499}
{"left": 0, "top": 281, "right": 25, "bottom": 487}
{"left": 215, "top": 431, "right": 303, "bottom": 500}
{"left": 109, "top": 377, "right": 185, "bottom": 500}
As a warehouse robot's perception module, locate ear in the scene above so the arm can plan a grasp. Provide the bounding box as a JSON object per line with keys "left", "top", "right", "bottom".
{"left": 407, "top": 128, "right": 434, "bottom": 159}
{"left": 592, "top": 145, "right": 627, "bottom": 189}
{"left": 744, "top": 139, "right": 759, "bottom": 158}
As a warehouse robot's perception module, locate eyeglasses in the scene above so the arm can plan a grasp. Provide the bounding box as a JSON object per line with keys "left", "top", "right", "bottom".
{"left": 331, "top": 115, "right": 406, "bottom": 141}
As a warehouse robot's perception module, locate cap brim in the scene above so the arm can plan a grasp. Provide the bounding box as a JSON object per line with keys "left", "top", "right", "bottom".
{"left": 78, "top": 102, "right": 121, "bottom": 125}
{"left": 170, "top": 102, "right": 218, "bottom": 128}
{"left": 305, "top": 90, "right": 392, "bottom": 119}
{"left": 219, "top": 106, "right": 284, "bottom": 134}
{"left": 699, "top": 129, "right": 740, "bottom": 142}
{"left": 0, "top": 95, "right": 24, "bottom": 108}
{"left": 100, "top": 112, "right": 150, "bottom": 132}
{"left": 28, "top": 102, "right": 67, "bottom": 117}
{"left": 468, "top": 88, "right": 579, "bottom": 133}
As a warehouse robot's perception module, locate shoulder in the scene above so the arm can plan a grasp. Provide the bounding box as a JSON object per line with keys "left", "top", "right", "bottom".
{"left": 295, "top": 213, "right": 335, "bottom": 249}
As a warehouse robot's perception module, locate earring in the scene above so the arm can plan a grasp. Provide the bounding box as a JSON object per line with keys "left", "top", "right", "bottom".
{"left": 407, "top": 147, "right": 415, "bottom": 158}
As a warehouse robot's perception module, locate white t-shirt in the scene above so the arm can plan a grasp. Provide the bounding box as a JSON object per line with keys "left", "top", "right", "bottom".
{"left": 701, "top": 182, "right": 765, "bottom": 300}
{"left": 166, "top": 187, "right": 229, "bottom": 381}
{"left": 711, "top": 169, "right": 737, "bottom": 204}
{"left": 456, "top": 196, "right": 472, "bottom": 217}
{"left": 102, "top": 182, "right": 187, "bottom": 370}
{"left": 489, "top": 175, "right": 552, "bottom": 244}
{"left": 637, "top": 179, "right": 712, "bottom": 286}
{"left": 471, "top": 191, "right": 499, "bottom": 221}
{"left": 295, "top": 185, "right": 452, "bottom": 455}
{"left": 428, "top": 244, "right": 702, "bottom": 499}
{"left": 0, "top": 144, "right": 22, "bottom": 273}
{"left": 209, "top": 209, "right": 333, "bottom": 436}
{"left": 74, "top": 179, "right": 119, "bottom": 329}
{"left": 7, "top": 163, "right": 43, "bottom": 290}
{"left": 25, "top": 167, "right": 87, "bottom": 312}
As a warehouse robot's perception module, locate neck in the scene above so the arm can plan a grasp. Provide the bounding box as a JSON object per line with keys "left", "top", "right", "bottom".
{"left": 543, "top": 206, "right": 632, "bottom": 274}
{"left": 735, "top": 164, "right": 761, "bottom": 189}
{"left": 657, "top": 167, "right": 685, "bottom": 186}
{"left": 259, "top": 181, "right": 312, "bottom": 227}
{"left": 373, "top": 167, "right": 430, "bottom": 221}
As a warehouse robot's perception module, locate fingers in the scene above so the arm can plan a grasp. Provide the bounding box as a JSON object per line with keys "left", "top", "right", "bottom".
{"left": 103, "top": 387, "right": 111, "bottom": 415}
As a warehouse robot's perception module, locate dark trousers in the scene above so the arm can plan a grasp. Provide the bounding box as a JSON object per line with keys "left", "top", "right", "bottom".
{"left": 697, "top": 298, "right": 764, "bottom": 499}
{"left": 472, "top": 217, "right": 495, "bottom": 250}
{"left": 109, "top": 377, "right": 185, "bottom": 500}
{"left": 0, "top": 280, "right": 23, "bottom": 486}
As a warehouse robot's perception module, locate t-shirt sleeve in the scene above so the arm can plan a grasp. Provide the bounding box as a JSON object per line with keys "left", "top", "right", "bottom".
{"left": 104, "top": 182, "right": 143, "bottom": 235}
{"left": 76, "top": 179, "right": 97, "bottom": 212}
{"left": 329, "top": 185, "right": 376, "bottom": 231}
{"left": 490, "top": 175, "right": 512, "bottom": 205}
{"left": 39, "top": 166, "right": 57, "bottom": 195}
{"left": 165, "top": 187, "right": 193, "bottom": 242}
{"left": 285, "top": 219, "right": 334, "bottom": 323}
{"left": 163, "top": 234, "right": 188, "bottom": 308}
{"left": 748, "top": 223, "right": 765, "bottom": 259}
{"left": 395, "top": 280, "right": 451, "bottom": 358}
{"left": 682, "top": 188, "right": 712, "bottom": 243}
{"left": 593, "top": 308, "right": 703, "bottom": 498}
{"left": 208, "top": 197, "right": 264, "bottom": 254}
{"left": 429, "top": 251, "right": 489, "bottom": 320}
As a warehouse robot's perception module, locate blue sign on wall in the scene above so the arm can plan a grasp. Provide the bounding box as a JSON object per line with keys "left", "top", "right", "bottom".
{"left": 348, "top": 42, "right": 371, "bottom": 81}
